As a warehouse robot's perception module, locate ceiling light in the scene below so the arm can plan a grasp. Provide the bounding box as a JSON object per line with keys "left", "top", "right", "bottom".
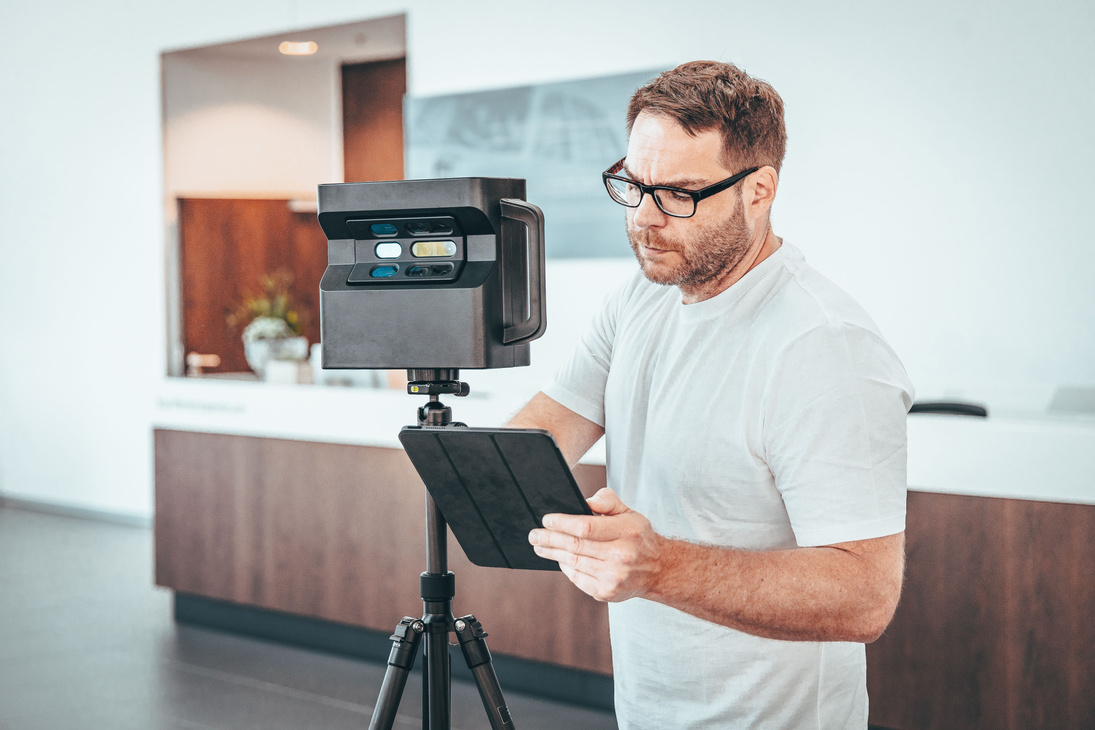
{"left": 279, "top": 41, "right": 318, "bottom": 56}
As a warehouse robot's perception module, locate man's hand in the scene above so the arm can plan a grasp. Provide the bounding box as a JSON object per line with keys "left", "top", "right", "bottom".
{"left": 529, "top": 488, "right": 665, "bottom": 602}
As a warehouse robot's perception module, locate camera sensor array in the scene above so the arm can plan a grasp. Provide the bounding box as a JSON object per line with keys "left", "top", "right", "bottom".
{"left": 346, "top": 216, "right": 465, "bottom": 283}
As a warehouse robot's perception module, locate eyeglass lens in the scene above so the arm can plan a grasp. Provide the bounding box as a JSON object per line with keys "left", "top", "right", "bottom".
{"left": 605, "top": 177, "right": 695, "bottom": 217}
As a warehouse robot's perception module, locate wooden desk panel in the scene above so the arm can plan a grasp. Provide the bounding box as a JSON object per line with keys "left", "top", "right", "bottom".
{"left": 866, "top": 491, "right": 1095, "bottom": 729}
{"left": 154, "top": 429, "right": 612, "bottom": 674}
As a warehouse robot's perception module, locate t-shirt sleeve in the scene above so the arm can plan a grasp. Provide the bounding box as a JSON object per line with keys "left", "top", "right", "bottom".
{"left": 541, "top": 280, "right": 625, "bottom": 427}
{"left": 762, "top": 322, "right": 914, "bottom": 547}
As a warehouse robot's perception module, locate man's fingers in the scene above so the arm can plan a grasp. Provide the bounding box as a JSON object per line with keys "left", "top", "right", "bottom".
{"left": 541, "top": 512, "right": 590, "bottom": 536}
{"left": 533, "top": 544, "right": 602, "bottom": 581}
{"left": 540, "top": 511, "right": 627, "bottom": 542}
{"left": 531, "top": 543, "right": 586, "bottom": 568}
{"left": 539, "top": 547, "right": 623, "bottom": 603}
{"left": 529, "top": 526, "right": 611, "bottom": 558}
{"left": 537, "top": 489, "right": 631, "bottom": 538}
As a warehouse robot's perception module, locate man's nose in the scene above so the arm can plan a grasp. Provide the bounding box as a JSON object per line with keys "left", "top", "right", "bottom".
{"left": 631, "top": 191, "right": 667, "bottom": 228}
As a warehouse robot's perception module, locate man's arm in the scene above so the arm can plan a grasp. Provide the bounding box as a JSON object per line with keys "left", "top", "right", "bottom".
{"left": 507, "top": 392, "right": 605, "bottom": 468}
{"left": 529, "top": 488, "right": 904, "bottom": 644}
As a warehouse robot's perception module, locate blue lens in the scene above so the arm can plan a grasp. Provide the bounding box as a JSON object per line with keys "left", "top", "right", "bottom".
{"left": 370, "top": 265, "right": 399, "bottom": 278}
{"left": 370, "top": 223, "right": 399, "bottom": 237}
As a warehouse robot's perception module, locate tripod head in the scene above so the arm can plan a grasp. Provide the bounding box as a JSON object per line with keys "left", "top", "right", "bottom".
{"left": 406, "top": 368, "right": 470, "bottom": 427}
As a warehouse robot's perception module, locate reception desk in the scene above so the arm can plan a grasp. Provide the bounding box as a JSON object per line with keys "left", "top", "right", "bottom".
{"left": 154, "top": 428, "right": 612, "bottom": 675}
{"left": 154, "top": 377, "right": 1095, "bottom": 727}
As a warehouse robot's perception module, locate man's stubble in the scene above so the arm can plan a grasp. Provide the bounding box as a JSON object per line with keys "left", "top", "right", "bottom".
{"left": 627, "top": 192, "right": 753, "bottom": 292}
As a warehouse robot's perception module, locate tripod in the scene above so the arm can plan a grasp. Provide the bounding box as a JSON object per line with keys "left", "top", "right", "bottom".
{"left": 368, "top": 368, "right": 514, "bottom": 730}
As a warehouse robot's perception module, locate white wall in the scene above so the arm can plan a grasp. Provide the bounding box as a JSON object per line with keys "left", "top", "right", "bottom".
{"left": 408, "top": 0, "right": 1095, "bottom": 408}
{"left": 163, "top": 55, "right": 342, "bottom": 203}
{"left": 1, "top": 0, "right": 1093, "bottom": 517}
{"left": 161, "top": 12, "right": 407, "bottom": 204}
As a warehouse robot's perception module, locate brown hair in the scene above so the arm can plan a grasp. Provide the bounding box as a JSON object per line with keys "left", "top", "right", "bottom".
{"left": 627, "top": 60, "right": 787, "bottom": 173}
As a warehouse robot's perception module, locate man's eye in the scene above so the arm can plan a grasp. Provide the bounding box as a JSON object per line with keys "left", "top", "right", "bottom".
{"left": 666, "top": 190, "right": 693, "bottom": 202}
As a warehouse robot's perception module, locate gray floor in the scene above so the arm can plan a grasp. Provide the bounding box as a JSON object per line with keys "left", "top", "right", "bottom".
{"left": 0, "top": 505, "right": 618, "bottom": 730}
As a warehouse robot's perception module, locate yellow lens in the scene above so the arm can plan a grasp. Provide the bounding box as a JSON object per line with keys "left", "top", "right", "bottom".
{"left": 411, "top": 240, "right": 457, "bottom": 258}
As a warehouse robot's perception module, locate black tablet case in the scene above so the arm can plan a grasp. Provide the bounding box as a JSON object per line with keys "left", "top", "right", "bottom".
{"left": 398, "top": 426, "right": 593, "bottom": 570}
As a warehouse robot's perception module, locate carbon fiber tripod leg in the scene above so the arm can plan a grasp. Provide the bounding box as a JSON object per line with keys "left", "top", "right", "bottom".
{"left": 369, "top": 617, "right": 425, "bottom": 730}
{"left": 455, "top": 615, "right": 514, "bottom": 729}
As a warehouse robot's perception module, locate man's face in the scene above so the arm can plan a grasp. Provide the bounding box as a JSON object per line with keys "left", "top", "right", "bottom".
{"left": 622, "top": 112, "right": 759, "bottom": 301}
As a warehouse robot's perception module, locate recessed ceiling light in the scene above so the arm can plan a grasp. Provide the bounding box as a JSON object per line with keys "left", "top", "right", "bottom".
{"left": 279, "top": 41, "right": 318, "bottom": 56}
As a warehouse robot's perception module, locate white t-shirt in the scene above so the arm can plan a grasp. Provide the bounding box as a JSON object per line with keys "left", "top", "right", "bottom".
{"left": 543, "top": 242, "right": 914, "bottom": 729}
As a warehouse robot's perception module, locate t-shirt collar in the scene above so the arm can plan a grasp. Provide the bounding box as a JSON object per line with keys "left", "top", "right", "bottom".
{"left": 676, "top": 242, "right": 792, "bottom": 322}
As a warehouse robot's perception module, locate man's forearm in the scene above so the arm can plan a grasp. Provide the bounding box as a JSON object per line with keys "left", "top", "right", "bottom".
{"left": 646, "top": 532, "right": 905, "bottom": 643}
{"left": 531, "top": 490, "right": 905, "bottom": 644}
{"left": 506, "top": 392, "right": 604, "bottom": 467}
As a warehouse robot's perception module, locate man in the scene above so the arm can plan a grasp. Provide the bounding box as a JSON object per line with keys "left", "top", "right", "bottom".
{"left": 509, "top": 61, "right": 914, "bottom": 728}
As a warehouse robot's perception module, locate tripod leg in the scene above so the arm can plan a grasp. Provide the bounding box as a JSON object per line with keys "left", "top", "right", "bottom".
{"left": 369, "top": 617, "right": 424, "bottom": 730}
{"left": 424, "top": 619, "right": 451, "bottom": 729}
{"left": 455, "top": 615, "right": 514, "bottom": 729}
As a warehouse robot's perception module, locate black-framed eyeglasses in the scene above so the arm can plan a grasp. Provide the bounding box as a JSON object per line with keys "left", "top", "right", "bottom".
{"left": 601, "top": 158, "right": 760, "bottom": 218}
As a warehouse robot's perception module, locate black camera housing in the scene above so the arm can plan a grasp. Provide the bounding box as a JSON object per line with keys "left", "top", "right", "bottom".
{"left": 316, "top": 178, "right": 546, "bottom": 369}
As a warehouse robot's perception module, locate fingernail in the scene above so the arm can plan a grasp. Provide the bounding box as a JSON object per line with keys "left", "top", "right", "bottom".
{"left": 528, "top": 530, "right": 539, "bottom": 545}
{"left": 542, "top": 516, "right": 555, "bottom": 529}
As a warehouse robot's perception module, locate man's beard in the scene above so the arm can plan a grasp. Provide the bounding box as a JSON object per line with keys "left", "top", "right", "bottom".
{"left": 627, "top": 195, "right": 753, "bottom": 292}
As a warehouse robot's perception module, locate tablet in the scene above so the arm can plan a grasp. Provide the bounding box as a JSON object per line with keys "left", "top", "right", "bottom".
{"left": 398, "top": 426, "right": 593, "bottom": 571}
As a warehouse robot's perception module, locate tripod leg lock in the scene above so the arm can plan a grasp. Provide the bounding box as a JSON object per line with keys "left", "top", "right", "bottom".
{"left": 386, "top": 617, "right": 425, "bottom": 671}
{"left": 454, "top": 615, "right": 492, "bottom": 668}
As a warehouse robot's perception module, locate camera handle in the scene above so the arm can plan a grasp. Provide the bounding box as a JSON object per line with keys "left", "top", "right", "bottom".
{"left": 368, "top": 369, "right": 514, "bottom": 730}
{"left": 499, "top": 199, "right": 546, "bottom": 345}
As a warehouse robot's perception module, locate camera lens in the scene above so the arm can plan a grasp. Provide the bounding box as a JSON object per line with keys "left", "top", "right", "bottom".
{"left": 370, "top": 265, "right": 399, "bottom": 278}
{"left": 370, "top": 223, "right": 399, "bottom": 237}
{"left": 406, "top": 220, "right": 454, "bottom": 236}
{"left": 407, "top": 263, "right": 455, "bottom": 277}
{"left": 375, "top": 242, "right": 402, "bottom": 259}
{"left": 411, "top": 240, "right": 457, "bottom": 258}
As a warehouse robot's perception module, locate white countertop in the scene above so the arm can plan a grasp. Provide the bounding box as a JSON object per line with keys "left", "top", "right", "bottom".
{"left": 155, "top": 377, "right": 1093, "bottom": 506}
{"left": 157, "top": 376, "right": 523, "bottom": 449}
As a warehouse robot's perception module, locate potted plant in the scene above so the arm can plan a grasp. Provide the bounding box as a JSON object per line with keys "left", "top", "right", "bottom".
{"left": 227, "top": 270, "right": 309, "bottom": 378}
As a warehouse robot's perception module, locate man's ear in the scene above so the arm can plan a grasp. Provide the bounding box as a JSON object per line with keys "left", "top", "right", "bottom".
{"left": 744, "top": 165, "right": 779, "bottom": 222}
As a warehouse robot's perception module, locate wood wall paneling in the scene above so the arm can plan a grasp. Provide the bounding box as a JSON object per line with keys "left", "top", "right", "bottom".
{"left": 342, "top": 58, "right": 406, "bottom": 183}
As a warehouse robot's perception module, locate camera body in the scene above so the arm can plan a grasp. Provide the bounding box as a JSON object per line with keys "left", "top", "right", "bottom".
{"left": 316, "top": 178, "right": 546, "bottom": 370}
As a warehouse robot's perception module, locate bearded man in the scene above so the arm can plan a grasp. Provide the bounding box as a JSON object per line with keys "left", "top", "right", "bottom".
{"left": 509, "top": 61, "right": 914, "bottom": 728}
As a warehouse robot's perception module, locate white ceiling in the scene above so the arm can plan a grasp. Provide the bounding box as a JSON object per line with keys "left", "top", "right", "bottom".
{"left": 163, "top": 14, "right": 406, "bottom": 65}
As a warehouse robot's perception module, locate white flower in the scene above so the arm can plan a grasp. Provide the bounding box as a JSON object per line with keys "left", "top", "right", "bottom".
{"left": 242, "top": 316, "right": 293, "bottom": 344}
